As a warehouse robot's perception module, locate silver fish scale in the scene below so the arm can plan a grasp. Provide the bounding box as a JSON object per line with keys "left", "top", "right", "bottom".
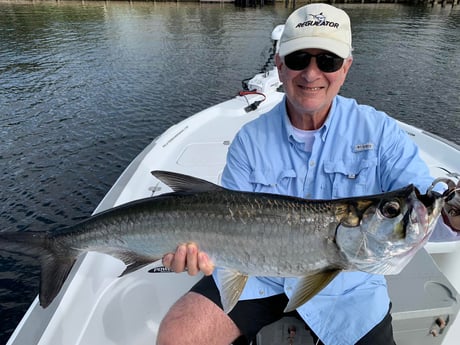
{"left": 54, "top": 191, "right": 348, "bottom": 277}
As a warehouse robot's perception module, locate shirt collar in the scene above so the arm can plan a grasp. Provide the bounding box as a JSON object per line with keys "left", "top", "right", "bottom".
{"left": 281, "top": 95, "right": 337, "bottom": 144}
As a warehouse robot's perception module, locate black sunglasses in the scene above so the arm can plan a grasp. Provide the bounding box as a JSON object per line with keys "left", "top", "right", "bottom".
{"left": 284, "top": 51, "right": 344, "bottom": 73}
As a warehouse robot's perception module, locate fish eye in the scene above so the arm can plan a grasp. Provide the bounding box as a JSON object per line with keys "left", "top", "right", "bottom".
{"left": 380, "top": 200, "right": 401, "bottom": 218}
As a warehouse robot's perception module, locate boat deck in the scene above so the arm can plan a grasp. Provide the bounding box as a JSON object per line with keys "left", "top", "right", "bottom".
{"left": 7, "top": 83, "right": 460, "bottom": 345}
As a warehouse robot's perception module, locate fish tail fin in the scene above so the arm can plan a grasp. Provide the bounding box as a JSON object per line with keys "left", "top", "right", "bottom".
{"left": 39, "top": 250, "right": 77, "bottom": 308}
{"left": 0, "top": 231, "right": 78, "bottom": 308}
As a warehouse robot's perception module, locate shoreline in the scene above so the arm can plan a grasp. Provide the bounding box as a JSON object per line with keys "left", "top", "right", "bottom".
{"left": 0, "top": 0, "right": 458, "bottom": 6}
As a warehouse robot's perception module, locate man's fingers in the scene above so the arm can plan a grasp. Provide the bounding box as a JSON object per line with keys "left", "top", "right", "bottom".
{"left": 162, "top": 243, "right": 215, "bottom": 276}
{"left": 170, "top": 244, "right": 187, "bottom": 273}
{"left": 162, "top": 252, "right": 174, "bottom": 268}
{"left": 198, "top": 252, "right": 214, "bottom": 276}
{"left": 186, "top": 243, "right": 199, "bottom": 275}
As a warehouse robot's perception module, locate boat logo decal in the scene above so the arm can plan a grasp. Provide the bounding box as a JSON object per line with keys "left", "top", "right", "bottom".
{"left": 148, "top": 266, "right": 174, "bottom": 273}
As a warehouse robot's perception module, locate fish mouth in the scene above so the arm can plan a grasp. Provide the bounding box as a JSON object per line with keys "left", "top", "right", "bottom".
{"left": 401, "top": 188, "right": 443, "bottom": 255}
{"left": 412, "top": 188, "right": 444, "bottom": 235}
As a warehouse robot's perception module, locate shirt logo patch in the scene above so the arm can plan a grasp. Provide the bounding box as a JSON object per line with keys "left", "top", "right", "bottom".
{"left": 353, "top": 143, "right": 374, "bottom": 152}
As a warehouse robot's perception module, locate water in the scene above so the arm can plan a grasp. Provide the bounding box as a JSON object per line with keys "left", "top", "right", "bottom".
{"left": 0, "top": 1, "right": 459, "bottom": 342}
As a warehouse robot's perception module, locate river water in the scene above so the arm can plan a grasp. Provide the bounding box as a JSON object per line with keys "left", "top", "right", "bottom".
{"left": 0, "top": 1, "right": 459, "bottom": 342}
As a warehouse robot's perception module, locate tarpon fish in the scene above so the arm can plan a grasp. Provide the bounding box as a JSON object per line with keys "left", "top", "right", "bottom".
{"left": 0, "top": 171, "right": 446, "bottom": 313}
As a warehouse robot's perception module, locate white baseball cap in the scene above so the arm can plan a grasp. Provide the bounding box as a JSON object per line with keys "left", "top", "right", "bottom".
{"left": 278, "top": 3, "right": 352, "bottom": 59}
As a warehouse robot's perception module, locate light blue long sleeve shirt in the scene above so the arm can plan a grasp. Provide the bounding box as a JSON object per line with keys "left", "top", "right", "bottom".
{"left": 217, "top": 95, "right": 442, "bottom": 344}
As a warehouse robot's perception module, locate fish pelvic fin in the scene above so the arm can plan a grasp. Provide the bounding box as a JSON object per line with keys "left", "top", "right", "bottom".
{"left": 95, "top": 247, "right": 161, "bottom": 276}
{"left": 284, "top": 269, "right": 341, "bottom": 313}
{"left": 151, "top": 170, "right": 224, "bottom": 193}
{"left": 217, "top": 269, "right": 249, "bottom": 314}
{"left": 0, "top": 231, "right": 78, "bottom": 308}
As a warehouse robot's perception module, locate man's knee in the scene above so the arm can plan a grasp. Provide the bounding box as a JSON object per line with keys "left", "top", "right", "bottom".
{"left": 157, "top": 293, "right": 201, "bottom": 345}
{"left": 157, "top": 292, "right": 241, "bottom": 345}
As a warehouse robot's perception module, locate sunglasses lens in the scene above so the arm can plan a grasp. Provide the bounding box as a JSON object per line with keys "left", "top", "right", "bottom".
{"left": 284, "top": 52, "right": 344, "bottom": 73}
{"left": 284, "top": 52, "right": 311, "bottom": 71}
{"left": 317, "top": 54, "right": 344, "bottom": 73}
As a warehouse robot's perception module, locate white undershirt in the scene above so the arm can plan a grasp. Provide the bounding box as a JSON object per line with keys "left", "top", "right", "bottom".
{"left": 291, "top": 126, "right": 319, "bottom": 152}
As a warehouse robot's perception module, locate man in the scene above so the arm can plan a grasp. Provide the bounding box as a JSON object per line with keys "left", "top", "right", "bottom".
{"left": 157, "top": 4, "right": 460, "bottom": 345}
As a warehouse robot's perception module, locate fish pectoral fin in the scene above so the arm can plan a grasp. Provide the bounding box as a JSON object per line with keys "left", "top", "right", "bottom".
{"left": 98, "top": 247, "right": 161, "bottom": 276}
{"left": 217, "top": 269, "right": 249, "bottom": 314}
{"left": 284, "top": 269, "right": 341, "bottom": 313}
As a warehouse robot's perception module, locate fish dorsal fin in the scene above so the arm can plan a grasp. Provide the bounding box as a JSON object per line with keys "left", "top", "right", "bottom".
{"left": 284, "top": 269, "right": 341, "bottom": 312}
{"left": 151, "top": 170, "right": 224, "bottom": 193}
{"left": 216, "top": 269, "right": 249, "bottom": 314}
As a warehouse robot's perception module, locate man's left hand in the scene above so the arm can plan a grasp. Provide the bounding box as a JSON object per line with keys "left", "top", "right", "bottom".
{"left": 443, "top": 179, "right": 460, "bottom": 232}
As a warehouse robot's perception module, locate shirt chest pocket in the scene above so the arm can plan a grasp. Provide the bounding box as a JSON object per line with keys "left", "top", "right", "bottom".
{"left": 249, "top": 169, "right": 297, "bottom": 194}
{"left": 324, "top": 158, "right": 378, "bottom": 198}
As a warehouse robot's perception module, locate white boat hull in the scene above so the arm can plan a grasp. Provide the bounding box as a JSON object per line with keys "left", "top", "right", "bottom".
{"left": 7, "top": 36, "right": 460, "bottom": 342}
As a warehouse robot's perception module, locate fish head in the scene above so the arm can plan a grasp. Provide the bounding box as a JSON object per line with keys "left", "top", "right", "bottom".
{"left": 335, "top": 185, "right": 444, "bottom": 275}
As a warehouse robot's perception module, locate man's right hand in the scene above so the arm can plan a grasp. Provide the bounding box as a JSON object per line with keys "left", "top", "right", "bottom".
{"left": 162, "top": 242, "right": 214, "bottom": 276}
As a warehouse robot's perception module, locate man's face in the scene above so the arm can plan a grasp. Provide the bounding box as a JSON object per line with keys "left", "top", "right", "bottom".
{"left": 276, "top": 48, "right": 353, "bottom": 128}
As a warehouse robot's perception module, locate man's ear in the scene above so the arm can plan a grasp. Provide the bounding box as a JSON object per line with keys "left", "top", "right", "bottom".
{"left": 342, "top": 56, "right": 353, "bottom": 73}
{"left": 275, "top": 53, "right": 283, "bottom": 71}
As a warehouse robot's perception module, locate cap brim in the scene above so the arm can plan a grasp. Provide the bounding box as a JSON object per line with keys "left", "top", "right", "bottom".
{"left": 279, "top": 37, "right": 350, "bottom": 59}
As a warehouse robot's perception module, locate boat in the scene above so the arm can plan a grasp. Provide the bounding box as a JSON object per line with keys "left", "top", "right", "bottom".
{"left": 6, "top": 25, "right": 460, "bottom": 345}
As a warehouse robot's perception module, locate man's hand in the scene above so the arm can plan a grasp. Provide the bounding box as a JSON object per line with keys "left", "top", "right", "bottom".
{"left": 443, "top": 179, "right": 460, "bottom": 232}
{"left": 162, "top": 242, "right": 214, "bottom": 276}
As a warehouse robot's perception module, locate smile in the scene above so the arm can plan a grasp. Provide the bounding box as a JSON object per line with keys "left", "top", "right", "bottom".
{"left": 301, "top": 86, "right": 323, "bottom": 91}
